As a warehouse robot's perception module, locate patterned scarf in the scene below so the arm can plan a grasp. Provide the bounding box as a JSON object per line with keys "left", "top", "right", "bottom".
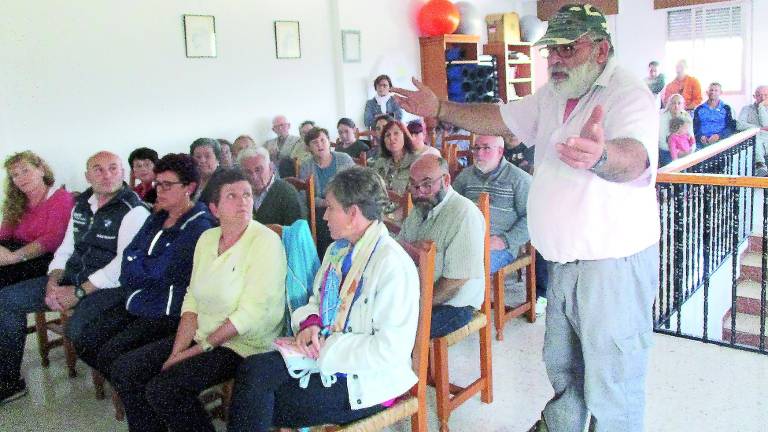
{"left": 317, "top": 220, "right": 385, "bottom": 336}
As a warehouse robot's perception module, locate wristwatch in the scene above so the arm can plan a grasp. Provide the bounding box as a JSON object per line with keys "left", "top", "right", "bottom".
{"left": 199, "top": 339, "right": 214, "bottom": 352}
{"left": 74, "top": 285, "right": 87, "bottom": 300}
{"left": 589, "top": 146, "right": 609, "bottom": 173}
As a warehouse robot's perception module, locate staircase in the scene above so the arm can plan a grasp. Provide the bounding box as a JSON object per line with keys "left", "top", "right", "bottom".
{"left": 722, "top": 235, "right": 768, "bottom": 348}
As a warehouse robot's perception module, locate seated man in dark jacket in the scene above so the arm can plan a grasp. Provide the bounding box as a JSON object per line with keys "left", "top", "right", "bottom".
{"left": 71, "top": 153, "right": 215, "bottom": 382}
{"left": 0, "top": 151, "right": 150, "bottom": 404}
{"left": 238, "top": 146, "right": 304, "bottom": 227}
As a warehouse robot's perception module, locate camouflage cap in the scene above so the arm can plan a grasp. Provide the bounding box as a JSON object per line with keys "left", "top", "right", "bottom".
{"left": 534, "top": 3, "right": 611, "bottom": 46}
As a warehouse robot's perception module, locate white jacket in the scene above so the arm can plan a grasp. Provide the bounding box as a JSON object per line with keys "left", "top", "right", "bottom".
{"left": 291, "top": 232, "right": 420, "bottom": 409}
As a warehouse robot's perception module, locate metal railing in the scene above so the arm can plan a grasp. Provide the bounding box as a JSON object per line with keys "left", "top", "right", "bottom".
{"left": 655, "top": 129, "right": 767, "bottom": 354}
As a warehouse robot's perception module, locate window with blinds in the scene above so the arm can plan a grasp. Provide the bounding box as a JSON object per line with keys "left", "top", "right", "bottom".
{"left": 665, "top": 3, "right": 744, "bottom": 93}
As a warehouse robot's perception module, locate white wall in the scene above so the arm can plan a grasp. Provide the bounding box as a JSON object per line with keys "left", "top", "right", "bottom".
{"left": 1, "top": 0, "right": 764, "bottom": 203}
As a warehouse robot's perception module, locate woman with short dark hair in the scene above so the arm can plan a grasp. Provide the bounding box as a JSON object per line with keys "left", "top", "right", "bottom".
{"left": 299, "top": 127, "right": 355, "bottom": 254}
{"left": 128, "top": 147, "right": 159, "bottom": 203}
{"left": 335, "top": 117, "right": 369, "bottom": 159}
{"left": 363, "top": 74, "right": 403, "bottom": 129}
{"left": 0, "top": 151, "right": 74, "bottom": 288}
{"left": 228, "top": 167, "right": 420, "bottom": 432}
{"left": 190, "top": 137, "right": 222, "bottom": 204}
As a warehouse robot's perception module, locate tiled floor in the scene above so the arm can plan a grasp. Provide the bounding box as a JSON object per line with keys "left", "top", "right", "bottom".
{"left": 1, "top": 312, "right": 767, "bottom": 431}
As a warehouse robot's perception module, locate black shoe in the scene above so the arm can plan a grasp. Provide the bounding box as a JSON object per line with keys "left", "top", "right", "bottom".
{"left": 0, "top": 378, "right": 28, "bottom": 406}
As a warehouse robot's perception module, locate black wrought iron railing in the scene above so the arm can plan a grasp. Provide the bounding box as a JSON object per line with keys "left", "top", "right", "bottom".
{"left": 655, "top": 129, "right": 767, "bottom": 354}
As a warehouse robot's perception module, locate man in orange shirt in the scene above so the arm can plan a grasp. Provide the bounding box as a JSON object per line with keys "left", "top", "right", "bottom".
{"left": 662, "top": 60, "right": 702, "bottom": 111}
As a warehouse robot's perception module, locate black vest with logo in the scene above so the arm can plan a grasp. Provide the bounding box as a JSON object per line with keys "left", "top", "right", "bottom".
{"left": 62, "top": 184, "right": 147, "bottom": 286}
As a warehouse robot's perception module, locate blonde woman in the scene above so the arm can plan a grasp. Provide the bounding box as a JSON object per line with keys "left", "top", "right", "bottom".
{"left": 659, "top": 93, "right": 694, "bottom": 166}
{"left": 0, "top": 151, "right": 73, "bottom": 288}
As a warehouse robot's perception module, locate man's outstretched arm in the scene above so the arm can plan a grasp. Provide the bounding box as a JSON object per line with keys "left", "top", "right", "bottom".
{"left": 393, "top": 77, "right": 511, "bottom": 137}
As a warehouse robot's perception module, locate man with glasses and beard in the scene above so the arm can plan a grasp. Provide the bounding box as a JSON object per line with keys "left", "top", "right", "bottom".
{"left": 396, "top": 155, "right": 485, "bottom": 339}
{"left": 394, "top": 4, "right": 659, "bottom": 432}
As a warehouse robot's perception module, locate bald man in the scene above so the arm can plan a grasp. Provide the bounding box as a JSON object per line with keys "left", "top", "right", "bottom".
{"left": 453, "top": 135, "right": 531, "bottom": 272}
{"left": 264, "top": 115, "right": 305, "bottom": 162}
{"left": 397, "top": 155, "right": 485, "bottom": 338}
{"left": 0, "top": 151, "right": 149, "bottom": 405}
{"left": 739, "top": 86, "right": 768, "bottom": 176}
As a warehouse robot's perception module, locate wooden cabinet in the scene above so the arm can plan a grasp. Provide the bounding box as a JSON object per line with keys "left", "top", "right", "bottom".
{"left": 419, "top": 34, "right": 480, "bottom": 102}
{"left": 483, "top": 42, "right": 535, "bottom": 102}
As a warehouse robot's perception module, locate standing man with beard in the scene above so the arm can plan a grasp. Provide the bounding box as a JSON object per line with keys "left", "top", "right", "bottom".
{"left": 394, "top": 4, "right": 659, "bottom": 432}
{"left": 397, "top": 155, "right": 486, "bottom": 339}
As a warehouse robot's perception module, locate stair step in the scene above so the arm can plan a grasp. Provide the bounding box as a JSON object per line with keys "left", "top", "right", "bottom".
{"left": 747, "top": 235, "right": 764, "bottom": 253}
{"left": 722, "top": 311, "right": 768, "bottom": 349}
{"left": 739, "top": 251, "right": 765, "bottom": 282}
{"left": 742, "top": 251, "right": 763, "bottom": 268}
{"left": 736, "top": 280, "right": 767, "bottom": 315}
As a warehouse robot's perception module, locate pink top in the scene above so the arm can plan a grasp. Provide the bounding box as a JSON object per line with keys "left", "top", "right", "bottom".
{"left": 0, "top": 188, "right": 75, "bottom": 253}
{"left": 668, "top": 133, "right": 695, "bottom": 160}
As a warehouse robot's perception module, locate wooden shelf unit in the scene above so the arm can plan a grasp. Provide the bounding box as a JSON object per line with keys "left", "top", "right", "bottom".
{"left": 483, "top": 42, "right": 535, "bottom": 102}
{"left": 420, "top": 34, "right": 481, "bottom": 102}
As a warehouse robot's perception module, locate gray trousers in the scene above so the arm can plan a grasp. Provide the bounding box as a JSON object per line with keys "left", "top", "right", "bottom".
{"left": 542, "top": 244, "right": 658, "bottom": 432}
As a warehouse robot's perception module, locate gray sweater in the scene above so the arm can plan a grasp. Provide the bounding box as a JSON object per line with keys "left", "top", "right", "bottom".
{"left": 453, "top": 158, "right": 531, "bottom": 254}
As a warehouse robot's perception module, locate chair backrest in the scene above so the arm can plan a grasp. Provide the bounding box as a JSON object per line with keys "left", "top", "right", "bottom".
{"left": 387, "top": 190, "right": 413, "bottom": 218}
{"left": 353, "top": 151, "right": 368, "bottom": 167}
{"left": 399, "top": 240, "right": 436, "bottom": 404}
{"left": 293, "top": 158, "right": 301, "bottom": 178}
{"left": 284, "top": 176, "right": 317, "bottom": 245}
{"left": 475, "top": 192, "right": 492, "bottom": 318}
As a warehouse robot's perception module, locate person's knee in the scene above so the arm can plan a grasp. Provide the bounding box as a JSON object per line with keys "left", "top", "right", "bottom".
{"left": 144, "top": 374, "right": 171, "bottom": 411}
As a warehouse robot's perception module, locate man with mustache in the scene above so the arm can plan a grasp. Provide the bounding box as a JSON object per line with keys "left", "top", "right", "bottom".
{"left": 397, "top": 155, "right": 485, "bottom": 339}
{"left": 394, "top": 4, "right": 659, "bottom": 432}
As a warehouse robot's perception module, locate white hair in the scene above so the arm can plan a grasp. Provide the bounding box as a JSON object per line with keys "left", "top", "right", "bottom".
{"left": 237, "top": 146, "right": 271, "bottom": 165}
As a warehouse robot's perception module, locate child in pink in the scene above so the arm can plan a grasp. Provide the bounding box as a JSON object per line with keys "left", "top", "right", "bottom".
{"left": 667, "top": 116, "right": 695, "bottom": 160}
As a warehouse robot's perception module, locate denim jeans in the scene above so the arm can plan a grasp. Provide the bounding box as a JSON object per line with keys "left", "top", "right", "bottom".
{"left": 430, "top": 305, "right": 474, "bottom": 338}
{"left": 490, "top": 249, "right": 515, "bottom": 274}
{"left": 0, "top": 276, "right": 47, "bottom": 384}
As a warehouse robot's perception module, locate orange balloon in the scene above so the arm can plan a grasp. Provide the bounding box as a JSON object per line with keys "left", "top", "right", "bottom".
{"left": 418, "top": 0, "right": 460, "bottom": 36}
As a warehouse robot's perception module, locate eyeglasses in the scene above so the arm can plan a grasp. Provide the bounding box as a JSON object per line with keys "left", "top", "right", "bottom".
{"left": 154, "top": 180, "right": 185, "bottom": 191}
{"left": 539, "top": 40, "right": 597, "bottom": 59}
{"left": 409, "top": 176, "right": 443, "bottom": 192}
{"left": 470, "top": 145, "right": 494, "bottom": 153}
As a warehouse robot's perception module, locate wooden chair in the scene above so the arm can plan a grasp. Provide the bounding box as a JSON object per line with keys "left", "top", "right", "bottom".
{"left": 356, "top": 130, "right": 374, "bottom": 141}
{"left": 430, "top": 192, "right": 493, "bottom": 432}
{"left": 34, "top": 310, "right": 77, "bottom": 377}
{"left": 285, "top": 176, "right": 317, "bottom": 245}
{"left": 353, "top": 152, "right": 368, "bottom": 167}
{"left": 312, "top": 240, "right": 436, "bottom": 432}
{"left": 293, "top": 158, "right": 302, "bottom": 178}
{"left": 383, "top": 190, "right": 413, "bottom": 235}
{"left": 492, "top": 242, "right": 537, "bottom": 341}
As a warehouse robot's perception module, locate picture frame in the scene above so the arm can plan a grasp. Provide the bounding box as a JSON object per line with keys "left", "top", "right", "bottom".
{"left": 183, "top": 15, "right": 217, "bottom": 58}
{"left": 341, "top": 30, "right": 361, "bottom": 63}
{"left": 274, "top": 21, "right": 301, "bottom": 59}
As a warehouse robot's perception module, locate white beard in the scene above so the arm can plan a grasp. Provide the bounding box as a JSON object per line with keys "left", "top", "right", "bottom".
{"left": 550, "top": 56, "right": 603, "bottom": 99}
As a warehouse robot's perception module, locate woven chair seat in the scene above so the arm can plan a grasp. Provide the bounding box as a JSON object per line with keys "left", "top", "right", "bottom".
{"left": 500, "top": 254, "right": 531, "bottom": 274}
{"left": 440, "top": 311, "right": 487, "bottom": 347}
{"left": 310, "top": 396, "right": 418, "bottom": 432}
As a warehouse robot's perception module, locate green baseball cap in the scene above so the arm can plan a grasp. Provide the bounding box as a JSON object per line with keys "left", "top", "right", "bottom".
{"left": 534, "top": 3, "right": 611, "bottom": 46}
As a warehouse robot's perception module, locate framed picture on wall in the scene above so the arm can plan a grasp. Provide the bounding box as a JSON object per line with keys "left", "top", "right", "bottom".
{"left": 183, "top": 15, "right": 216, "bottom": 58}
{"left": 341, "top": 30, "right": 361, "bottom": 63}
{"left": 274, "top": 21, "right": 301, "bottom": 59}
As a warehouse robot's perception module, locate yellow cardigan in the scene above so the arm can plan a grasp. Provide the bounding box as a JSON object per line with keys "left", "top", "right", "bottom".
{"left": 181, "top": 221, "right": 287, "bottom": 357}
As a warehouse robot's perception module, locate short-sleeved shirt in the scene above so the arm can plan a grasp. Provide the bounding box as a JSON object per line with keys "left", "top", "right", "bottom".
{"left": 397, "top": 188, "right": 485, "bottom": 308}
{"left": 500, "top": 58, "right": 660, "bottom": 263}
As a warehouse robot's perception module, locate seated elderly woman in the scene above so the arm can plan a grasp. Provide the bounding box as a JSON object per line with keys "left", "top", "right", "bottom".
{"left": 190, "top": 137, "right": 223, "bottom": 204}
{"left": 108, "top": 168, "right": 288, "bottom": 432}
{"left": 73, "top": 154, "right": 215, "bottom": 395}
{"left": 0, "top": 151, "right": 74, "bottom": 288}
{"left": 299, "top": 127, "right": 355, "bottom": 254}
{"left": 372, "top": 120, "right": 418, "bottom": 194}
{"left": 128, "top": 147, "right": 159, "bottom": 203}
{"left": 217, "top": 139, "right": 235, "bottom": 168}
{"left": 227, "top": 167, "right": 420, "bottom": 432}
